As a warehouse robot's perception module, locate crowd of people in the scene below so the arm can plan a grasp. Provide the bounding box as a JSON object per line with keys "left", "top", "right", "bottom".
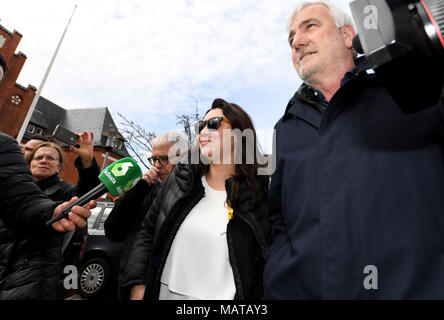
{"left": 1, "top": 0, "right": 444, "bottom": 300}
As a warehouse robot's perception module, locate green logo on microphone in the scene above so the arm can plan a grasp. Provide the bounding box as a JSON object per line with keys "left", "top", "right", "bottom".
{"left": 99, "top": 157, "right": 143, "bottom": 197}
{"left": 111, "top": 162, "right": 134, "bottom": 177}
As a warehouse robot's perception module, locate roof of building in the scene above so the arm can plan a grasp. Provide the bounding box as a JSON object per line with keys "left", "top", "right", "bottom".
{"left": 25, "top": 96, "right": 129, "bottom": 157}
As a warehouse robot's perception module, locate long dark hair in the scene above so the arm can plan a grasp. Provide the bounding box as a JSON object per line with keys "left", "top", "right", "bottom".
{"left": 201, "top": 98, "right": 267, "bottom": 208}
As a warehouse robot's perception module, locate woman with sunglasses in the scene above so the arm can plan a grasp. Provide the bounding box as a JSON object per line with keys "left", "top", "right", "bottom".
{"left": 1, "top": 132, "right": 101, "bottom": 300}
{"left": 126, "top": 98, "right": 271, "bottom": 300}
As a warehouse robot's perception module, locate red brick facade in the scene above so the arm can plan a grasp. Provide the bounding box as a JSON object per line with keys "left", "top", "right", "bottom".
{"left": 0, "top": 24, "right": 37, "bottom": 138}
{"left": 1, "top": 23, "right": 129, "bottom": 192}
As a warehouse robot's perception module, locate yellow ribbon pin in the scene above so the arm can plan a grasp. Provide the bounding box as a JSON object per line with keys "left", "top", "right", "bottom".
{"left": 226, "top": 202, "right": 234, "bottom": 220}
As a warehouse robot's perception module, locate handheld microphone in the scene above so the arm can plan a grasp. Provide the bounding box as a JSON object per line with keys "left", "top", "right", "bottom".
{"left": 46, "top": 157, "right": 143, "bottom": 226}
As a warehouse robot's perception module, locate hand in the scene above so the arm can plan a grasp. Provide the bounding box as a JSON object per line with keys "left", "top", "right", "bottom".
{"left": 142, "top": 167, "right": 159, "bottom": 186}
{"left": 51, "top": 197, "right": 96, "bottom": 232}
{"left": 70, "top": 131, "right": 94, "bottom": 168}
{"left": 130, "top": 285, "right": 146, "bottom": 300}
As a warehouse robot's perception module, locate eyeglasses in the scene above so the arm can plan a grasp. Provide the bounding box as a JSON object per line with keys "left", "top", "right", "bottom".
{"left": 33, "top": 155, "right": 59, "bottom": 162}
{"left": 195, "top": 117, "right": 231, "bottom": 133}
{"left": 147, "top": 156, "right": 171, "bottom": 167}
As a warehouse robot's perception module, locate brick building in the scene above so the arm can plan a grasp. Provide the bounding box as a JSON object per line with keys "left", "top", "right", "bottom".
{"left": 0, "top": 22, "right": 129, "bottom": 186}
{"left": 0, "top": 23, "right": 37, "bottom": 138}
{"left": 26, "top": 97, "right": 130, "bottom": 184}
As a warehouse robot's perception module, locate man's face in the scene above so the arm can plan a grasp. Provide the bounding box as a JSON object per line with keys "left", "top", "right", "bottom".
{"left": 151, "top": 143, "right": 176, "bottom": 182}
{"left": 22, "top": 139, "right": 46, "bottom": 163}
{"left": 288, "top": 4, "right": 353, "bottom": 82}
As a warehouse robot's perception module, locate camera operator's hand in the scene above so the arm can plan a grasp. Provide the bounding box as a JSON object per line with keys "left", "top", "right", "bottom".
{"left": 51, "top": 197, "right": 96, "bottom": 232}
{"left": 70, "top": 131, "right": 94, "bottom": 168}
{"left": 142, "top": 167, "right": 159, "bottom": 186}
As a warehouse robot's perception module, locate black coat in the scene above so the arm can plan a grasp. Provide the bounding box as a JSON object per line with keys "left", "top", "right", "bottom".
{"left": 104, "top": 179, "right": 161, "bottom": 299}
{"left": 0, "top": 132, "right": 59, "bottom": 300}
{"left": 264, "top": 58, "right": 444, "bottom": 299}
{"left": 0, "top": 136, "right": 101, "bottom": 300}
{"left": 124, "top": 163, "right": 271, "bottom": 300}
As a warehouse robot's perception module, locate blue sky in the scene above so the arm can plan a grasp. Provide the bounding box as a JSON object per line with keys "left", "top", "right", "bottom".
{"left": 1, "top": 0, "right": 352, "bottom": 154}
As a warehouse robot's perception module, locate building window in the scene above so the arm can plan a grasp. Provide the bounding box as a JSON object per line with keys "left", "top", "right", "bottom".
{"left": 11, "top": 95, "right": 23, "bottom": 106}
{"left": 26, "top": 124, "right": 43, "bottom": 135}
{"left": 106, "top": 136, "right": 124, "bottom": 150}
{"left": 27, "top": 124, "right": 36, "bottom": 134}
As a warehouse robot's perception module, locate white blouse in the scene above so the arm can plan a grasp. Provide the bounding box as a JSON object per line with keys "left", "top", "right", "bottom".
{"left": 159, "top": 175, "right": 236, "bottom": 300}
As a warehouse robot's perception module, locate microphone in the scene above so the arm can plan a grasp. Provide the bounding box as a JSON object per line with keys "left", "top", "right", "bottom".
{"left": 46, "top": 157, "right": 143, "bottom": 226}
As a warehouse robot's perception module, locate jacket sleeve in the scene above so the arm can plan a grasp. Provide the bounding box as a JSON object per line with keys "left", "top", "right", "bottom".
{"left": 120, "top": 187, "right": 163, "bottom": 289}
{"left": 104, "top": 180, "right": 155, "bottom": 242}
{"left": 0, "top": 133, "right": 59, "bottom": 237}
{"left": 267, "top": 124, "right": 288, "bottom": 249}
{"left": 438, "top": 86, "right": 444, "bottom": 129}
{"left": 73, "top": 156, "right": 101, "bottom": 198}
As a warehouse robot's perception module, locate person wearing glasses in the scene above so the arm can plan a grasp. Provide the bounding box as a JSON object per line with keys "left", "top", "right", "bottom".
{"left": 126, "top": 98, "right": 271, "bottom": 300}
{"left": 29, "top": 133, "right": 100, "bottom": 201}
{"left": 105, "top": 130, "right": 188, "bottom": 299}
{"left": 0, "top": 131, "right": 96, "bottom": 300}
{"left": 16, "top": 133, "right": 101, "bottom": 299}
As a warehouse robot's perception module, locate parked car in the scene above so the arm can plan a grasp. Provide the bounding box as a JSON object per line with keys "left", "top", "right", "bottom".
{"left": 77, "top": 201, "right": 124, "bottom": 299}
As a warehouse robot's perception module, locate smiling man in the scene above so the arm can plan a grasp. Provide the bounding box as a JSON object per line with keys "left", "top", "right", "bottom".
{"left": 265, "top": 0, "right": 444, "bottom": 300}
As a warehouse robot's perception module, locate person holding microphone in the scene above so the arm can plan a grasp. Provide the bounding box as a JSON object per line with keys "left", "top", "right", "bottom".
{"left": 0, "top": 131, "right": 95, "bottom": 300}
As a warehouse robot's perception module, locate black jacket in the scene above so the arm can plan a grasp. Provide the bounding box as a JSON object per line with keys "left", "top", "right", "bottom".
{"left": 264, "top": 58, "right": 444, "bottom": 299}
{"left": 0, "top": 136, "right": 101, "bottom": 300}
{"left": 104, "top": 179, "right": 161, "bottom": 299}
{"left": 0, "top": 132, "right": 59, "bottom": 300}
{"left": 124, "top": 163, "right": 271, "bottom": 300}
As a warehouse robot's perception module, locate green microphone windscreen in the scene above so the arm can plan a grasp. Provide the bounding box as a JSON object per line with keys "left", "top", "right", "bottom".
{"left": 98, "top": 157, "right": 143, "bottom": 196}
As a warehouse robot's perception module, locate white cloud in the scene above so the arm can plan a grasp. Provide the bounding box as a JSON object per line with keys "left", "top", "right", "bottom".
{"left": 1, "top": 0, "right": 353, "bottom": 133}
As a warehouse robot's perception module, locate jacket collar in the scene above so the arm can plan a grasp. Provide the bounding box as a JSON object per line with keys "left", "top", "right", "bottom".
{"left": 36, "top": 174, "right": 60, "bottom": 191}
{"left": 283, "top": 57, "right": 372, "bottom": 127}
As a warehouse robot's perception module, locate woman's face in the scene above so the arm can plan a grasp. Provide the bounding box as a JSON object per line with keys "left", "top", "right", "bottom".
{"left": 198, "top": 108, "right": 234, "bottom": 164}
{"left": 30, "top": 146, "right": 62, "bottom": 181}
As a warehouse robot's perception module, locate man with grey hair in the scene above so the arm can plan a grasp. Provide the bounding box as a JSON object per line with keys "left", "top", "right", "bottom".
{"left": 265, "top": 1, "right": 444, "bottom": 299}
{"left": 104, "top": 130, "right": 188, "bottom": 299}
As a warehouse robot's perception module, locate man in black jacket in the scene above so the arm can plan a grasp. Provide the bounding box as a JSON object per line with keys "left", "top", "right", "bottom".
{"left": 104, "top": 131, "right": 187, "bottom": 299}
{"left": 265, "top": 1, "right": 444, "bottom": 299}
{"left": 0, "top": 131, "right": 95, "bottom": 299}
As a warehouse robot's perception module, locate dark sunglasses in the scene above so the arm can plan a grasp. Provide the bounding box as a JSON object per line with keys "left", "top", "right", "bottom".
{"left": 195, "top": 117, "right": 231, "bottom": 133}
{"left": 147, "top": 156, "right": 171, "bottom": 167}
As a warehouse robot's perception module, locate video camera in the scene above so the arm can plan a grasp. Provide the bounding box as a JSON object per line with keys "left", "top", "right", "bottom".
{"left": 350, "top": 0, "right": 444, "bottom": 114}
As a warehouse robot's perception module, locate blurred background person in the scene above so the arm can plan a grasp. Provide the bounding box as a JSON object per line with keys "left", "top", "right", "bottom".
{"left": 105, "top": 130, "right": 188, "bottom": 300}
{"left": 126, "top": 98, "right": 271, "bottom": 300}
{"left": 0, "top": 131, "right": 95, "bottom": 300}
{"left": 21, "top": 134, "right": 52, "bottom": 163}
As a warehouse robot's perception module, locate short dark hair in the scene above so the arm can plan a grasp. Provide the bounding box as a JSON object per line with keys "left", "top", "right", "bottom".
{"left": 0, "top": 54, "right": 7, "bottom": 73}
{"left": 30, "top": 134, "right": 49, "bottom": 142}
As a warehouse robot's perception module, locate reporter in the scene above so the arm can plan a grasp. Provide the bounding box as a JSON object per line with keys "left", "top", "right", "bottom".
{"left": 0, "top": 132, "right": 95, "bottom": 300}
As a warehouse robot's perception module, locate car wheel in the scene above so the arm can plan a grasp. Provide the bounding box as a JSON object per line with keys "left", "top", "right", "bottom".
{"left": 79, "top": 257, "right": 110, "bottom": 299}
